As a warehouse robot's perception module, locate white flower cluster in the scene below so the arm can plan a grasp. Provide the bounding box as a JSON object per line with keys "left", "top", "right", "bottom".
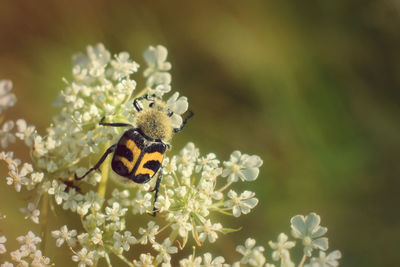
{"left": 0, "top": 230, "right": 52, "bottom": 267}
{"left": 177, "top": 213, "right": 341, "bottom": 267}
{"left": 0, "top": 44, "right": 342, "bottom": 267}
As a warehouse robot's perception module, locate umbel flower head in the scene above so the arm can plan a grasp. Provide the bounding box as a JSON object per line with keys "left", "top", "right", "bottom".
{"left": 0, "top": 43, "right": 341, "bottom": 267}
{"left": 0, "top": 43, "right": 265, "bottom": 266}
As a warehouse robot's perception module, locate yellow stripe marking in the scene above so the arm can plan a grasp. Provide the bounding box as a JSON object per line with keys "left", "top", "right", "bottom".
{"left": 135, "top": 152, "right": 164, "bottom": 177}
{"left": 119, "top": 157, "right": 136, "bottom": 172}
{"left": 117, "top": 138, "right": 142, "bottom": 173}
{"left": 125, "top": 139, "right": 141, "bottom": 158}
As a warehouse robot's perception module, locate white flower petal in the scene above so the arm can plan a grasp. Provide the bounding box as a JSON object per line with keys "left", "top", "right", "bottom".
{"left": 312, "top": 237, "right": 329, "bottom": 251}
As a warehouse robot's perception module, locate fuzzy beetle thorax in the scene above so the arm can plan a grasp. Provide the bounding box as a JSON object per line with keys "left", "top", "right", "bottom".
{"left": 135, "top": 108, "right": 172, "bottom": 142}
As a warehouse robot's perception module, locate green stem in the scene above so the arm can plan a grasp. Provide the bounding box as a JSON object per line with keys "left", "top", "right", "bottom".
{"left": 98, "top": 142, "right": 111, "bottom": 200}
{"left": 116, "top": 254, "right": 134, "bottom": 267}
{"left": 134, "top": 87, "right": 149, "bottom": 99}
{"left": 157, "top": 222, "right": 173, "bottom": 235}
{"left": 298, "top": 254, "right": 307, "bottom": 267}
{"left": 218, "top": 181, "right": 233, "bottom": 193}
{"left": 105, "top": 253, "right": 113, "bottom": 267}
{"left": 40, "top": 193, "right": 49, "bottom": 252}
{"left": 173, "top": 173, "right": 181, "bottom": 187}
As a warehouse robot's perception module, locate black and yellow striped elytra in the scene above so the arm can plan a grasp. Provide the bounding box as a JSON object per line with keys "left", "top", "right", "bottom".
{"left": 74, "top": 127, "right": 169, "bottom": 216}
{"left": 111, "top": 128, "right": 167, "bottom": 184}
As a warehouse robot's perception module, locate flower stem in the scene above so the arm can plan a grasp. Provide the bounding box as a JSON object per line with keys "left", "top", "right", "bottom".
{"left": 298, "top": 254, "right": 307, "bottom": 267}
{"left": 218, "top": 181, "right": 233, "bottom": 193}
{"left": 40, "top": 193, "right": 49, "bottom": 252}
{"left": 105, "top": 253, "right": 113, "bottom": 267}
{"left": 116, "top": 254, "right": 134, "bottom": 267}
{"left": 98, "top": 142, "right": 111, "bottom": 199}
{"left": 157, "top": 222, "right": 173, "bottom": 234}
{"left": 169, "top": 228, "right": 179, "bottom": 243}
{"left": 134, "top": 87, "right": 149, "bottom": 99}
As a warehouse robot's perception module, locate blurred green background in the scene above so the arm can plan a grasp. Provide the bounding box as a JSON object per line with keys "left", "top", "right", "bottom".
{"left": 1, "top": 0, "right": 400, "bottom": 266}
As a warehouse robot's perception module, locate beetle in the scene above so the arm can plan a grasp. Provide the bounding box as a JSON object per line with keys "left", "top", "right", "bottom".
{"left": 75, "top": 94, "right": 193, "bottom": 215}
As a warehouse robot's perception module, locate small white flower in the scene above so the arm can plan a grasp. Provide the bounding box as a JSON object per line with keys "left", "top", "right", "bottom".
{"left": 116, "top": 79, "right": 137, "bottom": 94}
{"left": 197, "top": 179, "right": 221, "bottom": 201}
{"left": 202, "top": 253, "right": 226, "bottom": 267}
{"left": 305, "top": 250, "right": 342, "bottom": 267}
{"left": 62, "top": 188, "right": 83, "bottom": 212}
{"left": 0, "top": 80, "right": 16, "bottom": 113}
{"left": 236, "top": 238, "right": 266, "bottom": 267}
{"left": 268, "top": 233, "right": 295, "bottom": 261}
{"left": 77, "top": 233, "right": 89, "bottom": 246}
{"left": 1, "top": 261, "right": 13, "bottom": 267}
{"left": 290, "top": 213, "right": 328, "bottom": 257}
{"left": 110, "top": 52, "right": 139, "bottom": 80}
{"left": 179, "top": 254, "right": 202, "bottom": 266}
{"left": 82, "top": 191, "right": 104, "bottom": 213}
{"left": 166, "top": 92, "right": 189, "bottom": 129}
{"left": 51, "top": 225, "right": 77, "bottom": 247}
{"left": 133, "top": 192, "right": 153, "bottom": 214}
{"left": 138, "top": 221, "right": 159, "bottom": 245}
{"left": 143, "top": 45, "right": 171, "bottom": 72}
{"left": 20, "top": 202, "right": 40, "bottom": 224}
{"left": 86, "top": 43, "right": 111, "bottom": 77}
{"left": 113, "top": 231, "right": 136, "bottom": 252}
{"left": 6, "top": 162, "right": 32, "bottom": 192}
{"left": 45, "top": 136, "right": 57, "bottom": 150}
{"left": 32, "top": 135, "right": 48, "bottom": 156}
{"left": 71, "top": 247, "right": 95, "bottom": 267}
{"left": 222, "top": 151, "right": 263, "bottom": 182}
{"left": 224, "top": 190, "right": 258, "bottom": 217}
{"left": 149, "top": 84, "right": 171, "bottom": 98}
{"left": 280, "top": 253, "right": 295, "bottom": 267}
{"left": 15, "top": 119, "right": 35, "bottom": 146}
{"left": 91, "top": 228, "right": 103, "bottom": 245}
{"left": 0, "top": 236, "right": 6, "bottom": 254}
{"left": 154, "top": 194, "right": 171, "bottom": 213}
{"left": 152, "top": 238, "right": 178, "bottom": 264}
{"left": 171, "top": 213, "right": 192, "bottom": 238}
{"left": 177, "top": 142, "right": 199, "bottom": 177}
{"left": 77, "top": 202, "right": 91, "bottom": 216}
{"left": 108, "top": 189, "right": 131, "bottom": 207}
{"left": 10, "top": 249, "right": 29, "bottom": 266}
{"left": 30, "top": 172, "right": 44, "bottom": 184}
{"left": 195, "top": 153, "right": 220, "bottom": 173}
{"left": 83, "top": 213, "right": 106, "bottom": 229}
{"left": 16, "top": 231, "right": 41, "bottom": 253}
{"left": 47, "top": 180, "right": 68, "bottom": 205}
{"left": 202, "top": 167, "right": 223, "bottom": 183}
{"left": 0, "top": 120, "right": 16, "bottom": 148}
{"left": 133, "top": 253, "right": 155, "bottom": 266}
{"left": 197, "top": 219, "right": 222, "bottom": 243}
{"left": 105, "top": 202, "right": 127, "bottom": 221}
{"left": 0, "top": 151, "right": 16, "bottom": 165}
{"left": 143, "top": 45, "right": 172, "bottom": 88}
{"left": 162, "top": 156, "right": 177, "bottom": 175}
{"left": 31, "top": 250, "right": 51, "bottom": 267}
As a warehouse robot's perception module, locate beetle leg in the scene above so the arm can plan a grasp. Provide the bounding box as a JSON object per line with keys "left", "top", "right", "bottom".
{"left": 99, "top": 117, "right": 133, "bottom": 127}
{"left": 74, "top": 144, "right": 117, "bottom": 180}
{"left": 173, "top": 110, "right": 194, "bottom": 133}
{"left": 151, "top": 169, "right": 163, "bottom": 216}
